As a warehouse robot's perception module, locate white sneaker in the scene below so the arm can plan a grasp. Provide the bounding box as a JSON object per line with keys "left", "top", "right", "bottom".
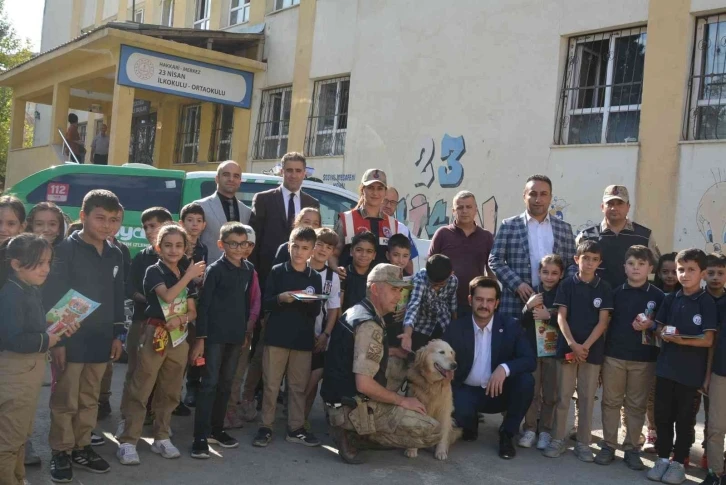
{"left": 537, "top": 431, "right": 552, "bottom": 450}
{"left": 518, "top": 430, "right": 537, "bottom": 448}
{"left": 115, "top": 419, "right": 126, "bottom": 438}
{"left": 116, "top": 443, "right": 140, "bottom": 465}
{"left": 151, "top": 439, "right": 181, "bottom": 459}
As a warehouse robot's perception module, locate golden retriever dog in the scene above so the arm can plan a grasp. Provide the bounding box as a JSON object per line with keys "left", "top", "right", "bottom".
{"left": 404, "top": 339, "right": 461, "bottom": 460}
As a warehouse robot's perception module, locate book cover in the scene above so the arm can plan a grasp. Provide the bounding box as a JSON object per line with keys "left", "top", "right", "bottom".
{"left": 159, "top": 288, "right": 189, "bottom": 347}
{"left": 395, "top": 276, "right": 413, "bottom": 314}
{"left": 535, "top": 309, "right": 558, "bottom": 357}
{"left": 46, "top": 289, "right": 101, "bottom": 336}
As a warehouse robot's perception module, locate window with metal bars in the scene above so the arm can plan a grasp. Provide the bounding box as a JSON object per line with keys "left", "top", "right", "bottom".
{"left": 174, "top": 104, "right": 201, "bottom": 164}
{"left": 305, "top": 76, "right": 349, "bottom": 157}
{"left": 193, "top": 0, "right": 210, "bottom": 29}
{"left": 230, "top": 0, "right": 250, "bottom": 25}
{"left": 209, "top": 104, "right": 235, "bottom": 162}
{"left": 683, "top": 14, "right": 726, "bottom": 140}
{"left": 252, "top": 86, "right": 292, "bottom": 160}
{"left": 554, "top": 27, "right": 647, "bottom": 145}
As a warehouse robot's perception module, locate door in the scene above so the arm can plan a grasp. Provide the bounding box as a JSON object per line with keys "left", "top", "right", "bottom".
{"left": 129, "top": 112, "right": 157, "bottom": 165}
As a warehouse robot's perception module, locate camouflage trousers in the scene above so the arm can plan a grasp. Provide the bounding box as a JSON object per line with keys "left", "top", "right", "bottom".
{"left": 328, "top": 399, "right": 441, "bottom": 449}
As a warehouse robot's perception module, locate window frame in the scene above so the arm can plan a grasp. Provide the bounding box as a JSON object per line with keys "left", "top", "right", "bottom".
{"left": 273, "top": 0, "right": 299, "bottom": 12}
{"left": 252, "top": 85, "right": 293, "bottom": 160}
{"left": 193, "top": 0, "right": 210, "bottom": 29}
{"left": 304, "top": 76, "right": 350, "bottom": 157}
{"left": 554, "top": 26, "right": 647, "bottom": 145}
{"left": 133, "top": 8, "right": 144, "bottom": 23}
{"left": 77, "top": 122, "right": 88, "bottom": 144}
{"left": 174, "top": 104, "right": 202, "bottom": 164}
{"left": 161, "top": 0, "right": 174, "bottom": 27}
{"left": 209, "top": 104, "right": 235, "bottom": 162}
{"left": 230, "top": 0, "right": 250, "bottom": 26}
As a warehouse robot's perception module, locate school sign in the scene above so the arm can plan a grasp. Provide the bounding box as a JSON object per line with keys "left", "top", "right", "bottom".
{"left": 117, "top": 45, "right": 254, "bottom": 108}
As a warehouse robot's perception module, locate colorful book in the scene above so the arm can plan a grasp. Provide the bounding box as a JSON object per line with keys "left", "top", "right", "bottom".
{"left": 159, "top": 288, "right": 189, "bottom": 347}
{"left": 395, "top": 276, "right": 413, "bottom": 314}
{"left": 535, "top": 310, "right": 558, "bottom": 358}
{"left": 46, "top": 290, "right": 100, "bottom": 336}
{"left": 291, "top": 291, "right": 330, "bottom": 301}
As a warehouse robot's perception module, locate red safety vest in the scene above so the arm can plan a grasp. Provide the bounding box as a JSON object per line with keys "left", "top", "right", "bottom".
{"left": 340, "top": 209, "right": 399, "bottom": 246}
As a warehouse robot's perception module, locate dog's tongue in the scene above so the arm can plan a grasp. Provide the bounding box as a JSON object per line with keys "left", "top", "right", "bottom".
{"left": 445, "top": 370, "right": 454, "bottom": 381}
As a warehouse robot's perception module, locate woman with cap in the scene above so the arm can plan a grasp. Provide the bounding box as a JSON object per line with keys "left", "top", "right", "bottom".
{"left": 331, "top": 168, "right": 401, "bottom": 273}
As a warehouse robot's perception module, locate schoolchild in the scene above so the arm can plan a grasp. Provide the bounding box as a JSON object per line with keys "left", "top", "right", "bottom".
{"left": 271, "top": 207, "right": 321, "bottom": 266}
{"left": 340, "top": 231, "right": 377, "bottom": 313}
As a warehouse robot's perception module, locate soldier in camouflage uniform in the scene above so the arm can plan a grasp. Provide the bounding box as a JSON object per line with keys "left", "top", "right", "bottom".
{"left": 321, "top": 264, "right": 441, "bottom": 464}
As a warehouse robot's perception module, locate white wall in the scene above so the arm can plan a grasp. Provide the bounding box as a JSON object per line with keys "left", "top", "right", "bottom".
{"left": 309, "top": 0, "right": 355, "bottom": 79}
{"left": 81, "top": 0, "right": 96, "bottom": 30}
{"left": 261, "top": 6, "right": 298, "bottom": 87}
{"left": 103, "top": 0, "right": 119, "bottom": 20}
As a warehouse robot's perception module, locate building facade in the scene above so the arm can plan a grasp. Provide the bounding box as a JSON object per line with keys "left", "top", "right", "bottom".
{"left": 3, "top": 0, "right": 726, "bottom": 253}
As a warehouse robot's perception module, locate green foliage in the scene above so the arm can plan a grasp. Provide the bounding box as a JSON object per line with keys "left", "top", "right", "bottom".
{"left": 0, "top": 0, "right": 35, "bottom": 188}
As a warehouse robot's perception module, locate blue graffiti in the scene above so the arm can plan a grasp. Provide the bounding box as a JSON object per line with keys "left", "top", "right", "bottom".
{"left": 414, "top": 138, "right": 436, "bottom": 189}
{"left": 439, "top": 134, "right": 465, "bottom": 188}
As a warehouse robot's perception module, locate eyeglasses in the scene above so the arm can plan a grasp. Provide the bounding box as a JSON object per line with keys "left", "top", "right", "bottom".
{"left": 383, "top": 199, "right": 397, "bottom": 207}
{"left": 223, "top": 241, "right": 255, "bottom": 249}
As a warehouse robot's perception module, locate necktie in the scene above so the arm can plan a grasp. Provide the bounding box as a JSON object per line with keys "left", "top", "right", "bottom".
{"left": 227, "top": 200, "right": 235, "bottom": 222}
{"left": 287, "top": 193, "right": 296, "bottom": 229}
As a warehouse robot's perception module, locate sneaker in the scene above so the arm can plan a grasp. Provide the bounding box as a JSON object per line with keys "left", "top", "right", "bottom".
{"left": 543, "top": 439, "right": 567, "bottom": 458}
{"left": 50, "top": 452, "right": 73, "bottom": 483}
{"left": 517, "top": 430, "right": 537, "bottom": 448}
{"left": 172, "top": 402, "right": 191, "bottom": 417}
{"left": 644, "top": 429, "right": 657, "bottom": 453}
{"left": 624, "top": 449, "right": 645, "bottom": 471}
{"left": 536, "top": 432, "right": 552, "bottom": 451}
{"left": 24, "top": 440, "right": 41, "bottom": 466}
{"left": 71, "top": 445, "right": 110, "bottom": 473}
{"left": 191, "top": 438, "right": 210, "bottom": 459}
{"left": 97, "top": 401, "right": 112, "bottom": 420}
{"left": 286, "top": 428, "right": 321, "bottom": 447}
{"left": 701, "top": 472, "right": 723, "bottom": 485}
{"left": 90, "top": 432, "right": 105, "bottom": 446}
{"left": 116, "top": 443, "right": 140, "bottom": 465}
{"left": 115, "top": 419, "right": 126, "bottom": 439}
{"left": 647, "top": 458, "right": 671, "bottom": 482}
{"left": 225, "top": 408, "right": 244, "bottom": 429}
{"left": 662, "top": 461, "right": 687, "bottom": 485}
{"left": 208, "top": 430, "right": 239, "bottom": 448}
{"left": 151, "top": 439, "right": 181, "bottom": 459}
{"left": 252, "top": 427, "right": 273, "bottom": 447}
{"left": 240, "top": 399, "right": 258, "bottom": 422}
{"left": 574, "top": 442, "right": 594, "bottom": 463}
{"left": 594, "top": 444, "right": 615, "bottom": 465}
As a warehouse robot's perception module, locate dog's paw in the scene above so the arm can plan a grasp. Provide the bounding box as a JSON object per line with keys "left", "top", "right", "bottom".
{"left": 434, "top": 445, "right": 449, "bottom": 461}
{"left": 404, "top": 448, "right": 418, "bottom": 458}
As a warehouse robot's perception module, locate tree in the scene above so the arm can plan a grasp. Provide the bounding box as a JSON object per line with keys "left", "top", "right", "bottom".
{"left": 0, "top": 0, "right": 34, "bottom": 188}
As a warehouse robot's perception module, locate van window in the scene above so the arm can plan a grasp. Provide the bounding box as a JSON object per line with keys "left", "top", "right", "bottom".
{"left": 26, "top": 174, "right": 183, "bottom": 213}
{"left": 199, "top": 181, "right": 355, "bottom": 226}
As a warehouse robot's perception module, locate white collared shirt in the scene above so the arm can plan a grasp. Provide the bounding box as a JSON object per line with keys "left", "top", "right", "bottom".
{"left": 525, "top": 212, "right": 554, "bottom": 286}
{"left": 464, "top": 317, "right": 510, "bottom": 388}
{"left": 281, "top": 185, "right": 302, "bottom": 219}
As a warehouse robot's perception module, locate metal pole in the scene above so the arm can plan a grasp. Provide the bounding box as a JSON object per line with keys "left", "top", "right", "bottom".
{"left": 132, "top": 0, "right": 136, "bottom": 21}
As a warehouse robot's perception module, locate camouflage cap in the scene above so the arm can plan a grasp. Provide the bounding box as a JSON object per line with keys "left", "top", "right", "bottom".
{"left": 367, "top": 264, "right": 411, "bottom": 287}
{"left": 603, "top": 185, "right": 630, "bottom": 204}
{"left": 361, "top": 168, "right": 387, "bottom": 187}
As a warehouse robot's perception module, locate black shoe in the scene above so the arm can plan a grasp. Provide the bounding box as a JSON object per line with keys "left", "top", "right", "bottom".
{"left": 623, "top": 449, "right": 645, "bottom": 471}
{"left": 498, "top": 432, "right": 516, "bottom": 460}
{"left": 184, "top": 389, "right": 197, "bottom": 408}
{"left": 286, "top": 428, "right": 321, "bottom": 447}
{"left": 90, "top": 432, "right": 106, "bottom": 447}
{"left": 172, "top": 401, "right": 192, "bottom": 416}
{"left": 97, "top": 401, "right": 112, "bottom": 420}
{"left": 191, "top": 438, "right": 210, "bottom": 459}
{"left": 71, "top": 445, "right": 110, "bottom": 473}
{"left": 252, "top": 427, "right": 273, "bottom": 447}
{"left": 50, "top": 452, "right": 73, "bottom": 483}
{"left": 331, "top": 427, "right": 363, "bottom": 464}
{"left": 462, "top": 428, "right": 478, "bottom": 442}
{"left": 208, "top": 430, "right": 239, "bottom": 448}
{"left": 701, "top": 472, "right": 723, "bottom": 485}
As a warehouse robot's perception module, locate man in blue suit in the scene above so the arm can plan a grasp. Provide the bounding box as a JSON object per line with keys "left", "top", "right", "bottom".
{"left": 444, "top": 276, "right": 536, "bottom": 459}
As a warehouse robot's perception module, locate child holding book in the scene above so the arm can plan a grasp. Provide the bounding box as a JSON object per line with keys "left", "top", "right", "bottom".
{"left": 116, "top": 225, "right": 205, "bottom": 465}
{"left": 519, "top": 254, "right": 565, "bottom": 451}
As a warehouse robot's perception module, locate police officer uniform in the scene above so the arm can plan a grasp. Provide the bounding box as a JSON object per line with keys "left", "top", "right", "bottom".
{"left": 321, "top": 265, "right": 441, "bottom": 463}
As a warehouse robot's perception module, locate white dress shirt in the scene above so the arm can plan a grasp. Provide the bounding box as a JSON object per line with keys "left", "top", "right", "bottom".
{"left": 525, "top": 212, "right": 554, "bottom": 287}
{"left": 281, "top": 185, "right": 302, "bottom": 219}
{"left": 464, "top": 317, "right": 510, "bottom": 388}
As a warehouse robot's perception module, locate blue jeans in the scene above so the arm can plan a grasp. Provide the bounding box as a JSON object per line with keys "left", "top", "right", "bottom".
{"left": 452, "top": 373, "right": 534, "bottom": 437}
{"left": 193, "top": 343, "right": 241, "bottom": 439}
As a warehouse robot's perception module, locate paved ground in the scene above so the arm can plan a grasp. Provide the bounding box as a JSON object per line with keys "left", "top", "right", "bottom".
{"left": 25, "top": 363, "right": 710, "bottom": 485}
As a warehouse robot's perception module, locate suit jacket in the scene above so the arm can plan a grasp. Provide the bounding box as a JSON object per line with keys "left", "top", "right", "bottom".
{"left": 249, "top": 186, "right": 319, "bottom": 282}
{"left": 197, "top": 192, "right": 252, "bottom": 262}
{"left": 443, "top": 313, "right": 536, "bottom": 386}
{"left": 488, "top": 212, "right": 577, "bottom": 318}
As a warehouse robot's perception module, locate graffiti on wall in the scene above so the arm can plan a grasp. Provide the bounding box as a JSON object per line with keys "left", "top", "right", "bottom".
{"left": 397, "top": 134, "right": 498, "bottom": 238}
{"left": 696, "top": 169, "right": 726, "bottom": 253}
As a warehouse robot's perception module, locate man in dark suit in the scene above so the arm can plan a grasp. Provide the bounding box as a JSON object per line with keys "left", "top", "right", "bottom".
{"left": 444, "top": 276, "right": 536, "bottom": 460}
{"left": 250, "top": 152, "right": 319, "bottom": 285}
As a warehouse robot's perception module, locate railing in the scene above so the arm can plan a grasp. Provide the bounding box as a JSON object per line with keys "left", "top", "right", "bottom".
{"left": 57, "top": 128, "right": 80, "bottom": 164}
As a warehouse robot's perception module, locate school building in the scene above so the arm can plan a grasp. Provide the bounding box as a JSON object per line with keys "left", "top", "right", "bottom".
{"left": 2, "top": 0, "right": 726, "bottom": 253}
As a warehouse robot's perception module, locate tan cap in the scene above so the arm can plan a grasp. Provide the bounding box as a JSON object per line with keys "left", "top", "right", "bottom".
{"left": 603, "top": 185, "right": 630, "bottom": 204}
{"left": 361, "top": 168, "right": 387, "bottom": 187}
{"left": 367, "top": 264, "right": 411, "bottom": 288}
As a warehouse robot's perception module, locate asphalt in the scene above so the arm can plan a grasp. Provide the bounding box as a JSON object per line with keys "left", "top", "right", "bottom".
{"left": 24, "top": 362, "right": 710, "bottom": 485}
